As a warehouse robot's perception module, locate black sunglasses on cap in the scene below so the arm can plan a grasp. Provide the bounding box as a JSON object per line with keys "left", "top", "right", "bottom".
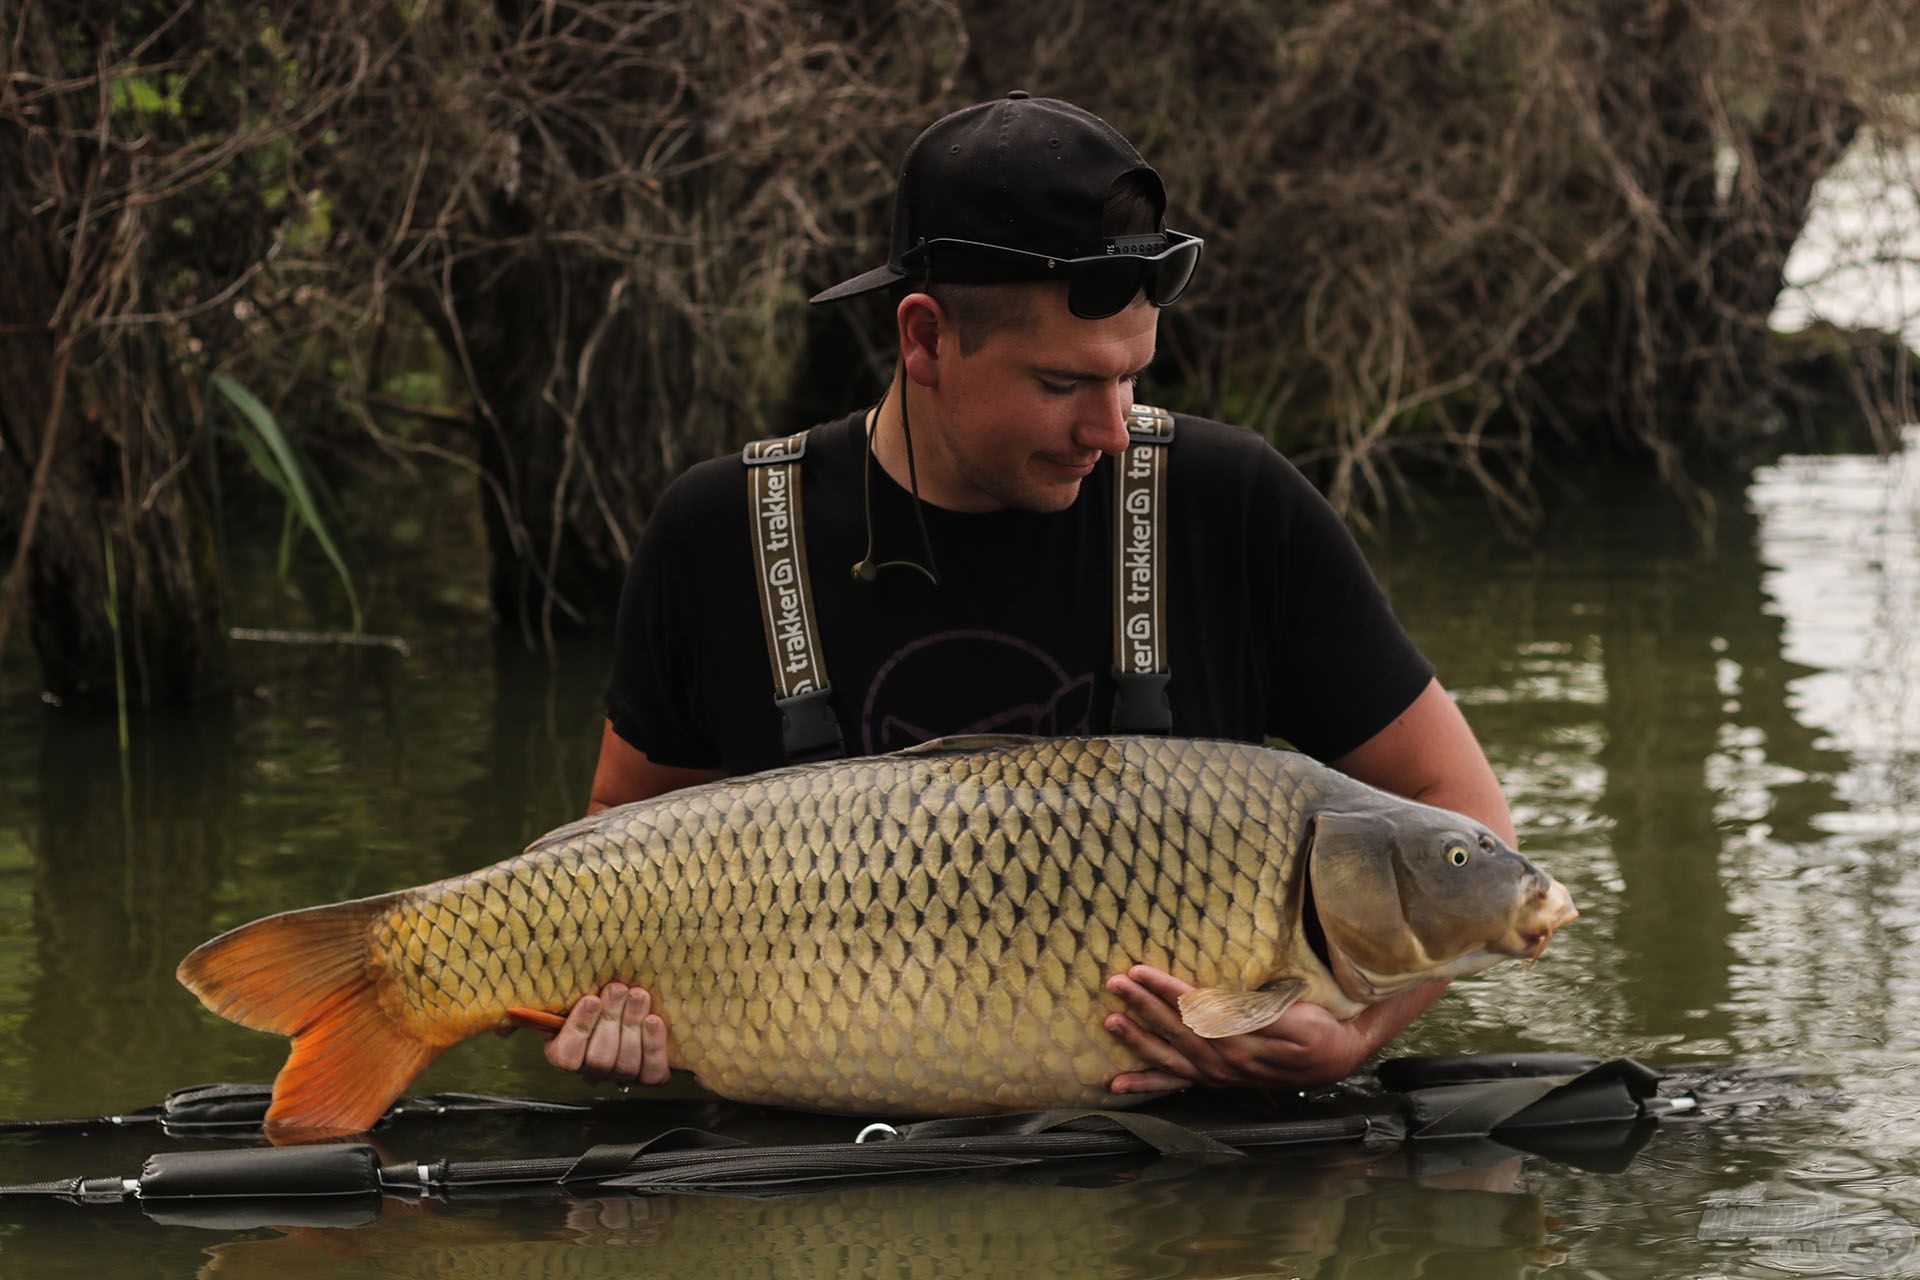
{"left": 901, "top": 230, "right": 1204, "bottom": 319}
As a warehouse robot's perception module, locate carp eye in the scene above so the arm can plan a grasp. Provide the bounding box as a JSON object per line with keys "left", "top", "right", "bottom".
{"left": 1446, "top": 844, "right": 1470, "bottom": 867}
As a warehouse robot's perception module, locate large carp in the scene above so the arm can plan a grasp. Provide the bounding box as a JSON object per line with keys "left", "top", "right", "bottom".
{"left": 180, "top": 735, "right": 1576, "bottom": 1141}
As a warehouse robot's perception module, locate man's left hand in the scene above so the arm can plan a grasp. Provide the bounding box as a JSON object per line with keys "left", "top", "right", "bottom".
{"left": 1104, "top": 965, "right": 1373, "bottom": 1092}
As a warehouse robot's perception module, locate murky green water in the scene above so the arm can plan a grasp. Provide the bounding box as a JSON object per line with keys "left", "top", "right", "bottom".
{"left": 1, "top": 431, "right": 1916, "bottom": 1278}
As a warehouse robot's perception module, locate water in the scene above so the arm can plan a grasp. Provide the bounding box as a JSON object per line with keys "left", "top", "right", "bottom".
{"left": 1, "top": 432, "right": 1917, "bottom": 1278}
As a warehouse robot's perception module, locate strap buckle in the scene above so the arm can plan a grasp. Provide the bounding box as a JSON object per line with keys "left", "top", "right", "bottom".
{"left": 742, "top": 435, "right": 807, "bottom": 465}
{"left": 1109, "top": 670, "right": 1172, "bottom": 733}
{"left": 776, "top": 688, "right": 844, "bottom": 762}
{"left": 1124, "top": 404, "right": 1175, "bottom": 444}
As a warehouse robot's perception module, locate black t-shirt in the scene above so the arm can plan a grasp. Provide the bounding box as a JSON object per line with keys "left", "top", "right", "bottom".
{"left": 606, "top": 410, "right": 1433, "bottom": 777}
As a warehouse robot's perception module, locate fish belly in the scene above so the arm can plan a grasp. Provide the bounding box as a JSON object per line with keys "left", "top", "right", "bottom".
{"left": 374, "top": 737, "right": 1323, "bottom": 1115}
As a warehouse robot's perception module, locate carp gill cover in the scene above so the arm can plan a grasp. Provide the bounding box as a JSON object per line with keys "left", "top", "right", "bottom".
{"left": 179, "top": 735, "right": 1577, "bottom": 1140}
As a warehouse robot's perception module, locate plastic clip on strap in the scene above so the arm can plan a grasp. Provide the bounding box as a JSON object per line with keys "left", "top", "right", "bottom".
{"left": 1388, "top": 1055, "right": 1664, "bottom": 1140}
{"left": 775, "top": 689, "right": 841, "bottom": 764}
{"left": 743, "top": 432, "right": 844, "bottom": 763}
{"left": 1111, "top": 405, "right": 1175, "bottom": 733}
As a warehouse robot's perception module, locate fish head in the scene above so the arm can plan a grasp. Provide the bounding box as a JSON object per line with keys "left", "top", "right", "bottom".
{"left": 1306, "top": 805, "right": 1577, "bottom": 1003}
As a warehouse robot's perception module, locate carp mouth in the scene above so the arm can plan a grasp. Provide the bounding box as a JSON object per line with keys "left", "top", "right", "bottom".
{"left": 1503, "top": 875, "right": 1579, "bottom": 962}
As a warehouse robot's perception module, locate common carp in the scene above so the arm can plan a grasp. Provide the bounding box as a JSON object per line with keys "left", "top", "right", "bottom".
{"left": 179, "top": 735, "right": 1576, "bottom": 1140}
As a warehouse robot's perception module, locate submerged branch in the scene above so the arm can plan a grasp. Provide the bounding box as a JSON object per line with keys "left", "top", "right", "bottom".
{"left": 227, "top": 626, "right": 411, "bottom": 657}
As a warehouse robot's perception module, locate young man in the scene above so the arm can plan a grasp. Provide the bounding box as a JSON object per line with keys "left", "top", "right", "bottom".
{"left": 535, "top": 93, "right": 1513, "bottom": 1098}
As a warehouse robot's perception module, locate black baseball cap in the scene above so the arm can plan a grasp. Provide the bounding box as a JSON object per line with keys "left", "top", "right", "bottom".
{"left": 810, "top": 92, "right": 1171, "bottom": 304}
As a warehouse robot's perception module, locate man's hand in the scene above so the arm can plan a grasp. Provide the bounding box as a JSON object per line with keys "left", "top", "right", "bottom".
{"left": 1103, "top": 965, "right": 1395, "bottom": 1092}
{"left": 1113, "top": 967, "right": 1451, "bottom": 1097}
{"left": 504, "top": 981, "right": 671, "bottom": 1087}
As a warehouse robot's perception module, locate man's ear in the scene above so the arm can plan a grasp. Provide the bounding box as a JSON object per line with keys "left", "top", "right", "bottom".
{"left": 898, "top": 291, "right": 945, "bottom": 389}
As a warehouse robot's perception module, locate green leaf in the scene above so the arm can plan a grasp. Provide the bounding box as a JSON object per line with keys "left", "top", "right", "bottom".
{"left": 277, "top": 502, "right": 300, "bottom": 582}
{"left": 211, "top": 374, "right": 362, "bottom": 631}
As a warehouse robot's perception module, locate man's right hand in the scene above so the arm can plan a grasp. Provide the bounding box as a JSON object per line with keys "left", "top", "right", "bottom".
{"left": 542, "top": 981, "right": 671, "bottom": 1087}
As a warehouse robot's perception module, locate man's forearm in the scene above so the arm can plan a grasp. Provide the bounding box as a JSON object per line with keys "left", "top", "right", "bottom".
{"left": 1411, "top": 776, "right": 1515, "bottom": 846}
{"left": 1350, "top": 979, "right": 1449, "bottom": 1056}
{"left": 587, "top": 720, "right": 726, "bottom": 814}
{"left": 1335, "top": 679, "right": 1517, "bottom": 847}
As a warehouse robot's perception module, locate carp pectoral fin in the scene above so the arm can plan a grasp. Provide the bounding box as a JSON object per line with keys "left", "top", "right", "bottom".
{"left": 177, "top": 893, "right": 442, "bottom": 1144}
{"left": 1177, "top": 979, "right": 1307, "bottom": 1038}
{"left": 505, "top": 1006, "right": 568, "bottom": 1035}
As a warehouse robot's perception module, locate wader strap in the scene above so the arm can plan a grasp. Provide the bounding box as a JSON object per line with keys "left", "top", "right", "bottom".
{"left": 897, "top": 1108, "right": 1240, "bottom": 1155}
{"left": 1111, "top": 404, "right": 1175, "bottom": 732}
{"left": 743, "top": 433, "right": 844, "bottom": 763}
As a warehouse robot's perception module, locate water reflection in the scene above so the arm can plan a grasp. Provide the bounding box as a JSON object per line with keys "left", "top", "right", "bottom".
{"left": 1589, "top": 488, "right": 1750, "bottom": 1050}
{"left": 445, "top": 630, "right": 615, "bottom": 881}
{"left": 1585, "top": 483, "right": 1847, "bottom": 1053}
{"left": 22, "top": 704, "right": 236, "bottom": 1114}
{"left": 4, "top": 587, "right": 612, "bottom": 1116}
{"left": 1753, "top": 440, "right": 1920, "bottom": 810}
{"left": 194, "top": 1150, "right": 1558, "bottom": 1280}
{"left": 1371, "top": 458, "right": 1880, "bottom": 1063}
{"left": 1733, "top": 435, "right": 1920, "bottom": 1071}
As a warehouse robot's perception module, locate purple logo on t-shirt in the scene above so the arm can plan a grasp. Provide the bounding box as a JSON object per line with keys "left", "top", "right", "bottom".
{"left": 861, "top": 629, "right": 1095, "bottom": 753}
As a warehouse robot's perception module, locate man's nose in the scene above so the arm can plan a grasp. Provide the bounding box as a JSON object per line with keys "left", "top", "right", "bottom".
{"left": 1076, "top": 383, "right": 1133, "bottom": 456}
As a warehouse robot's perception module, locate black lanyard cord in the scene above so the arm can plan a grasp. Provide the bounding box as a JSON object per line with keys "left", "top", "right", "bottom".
{"left": 852, "top": 370, "right": 941, "bottom": 587}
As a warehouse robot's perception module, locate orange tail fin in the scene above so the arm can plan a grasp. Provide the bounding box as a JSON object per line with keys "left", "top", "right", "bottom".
{"left": 177, "top": 892, "right": 442, "bottom": 1142}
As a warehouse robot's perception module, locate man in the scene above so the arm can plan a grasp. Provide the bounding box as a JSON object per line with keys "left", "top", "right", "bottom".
{"left": 526, "top": 93, "right": 1514, "bottom": 1098}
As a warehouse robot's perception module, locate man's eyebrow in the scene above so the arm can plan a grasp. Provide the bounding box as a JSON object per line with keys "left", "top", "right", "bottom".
{"left": 1029, "top": 354, "right": 1158, "bottom": 382}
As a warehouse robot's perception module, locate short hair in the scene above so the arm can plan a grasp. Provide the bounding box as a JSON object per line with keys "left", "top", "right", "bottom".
{"left": 918, "top": 171, "right": 1164, "bottom": 355}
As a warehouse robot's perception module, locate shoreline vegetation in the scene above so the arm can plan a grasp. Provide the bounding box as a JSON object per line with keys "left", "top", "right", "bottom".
{"left": 3, "top": 1, "right": 1919, "bottom": 705}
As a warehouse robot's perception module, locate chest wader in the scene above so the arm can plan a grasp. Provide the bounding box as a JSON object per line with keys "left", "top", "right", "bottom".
{"left": 744, "top": 406, "right": 1177, "bottom": 765}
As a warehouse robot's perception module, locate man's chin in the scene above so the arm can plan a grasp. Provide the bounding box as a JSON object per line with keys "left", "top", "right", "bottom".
{"left": 1010, "top": 481, "right": 1083, "bottom": 514}
{"left": 956, "top": 463, "right": 1085, "bottom": 514}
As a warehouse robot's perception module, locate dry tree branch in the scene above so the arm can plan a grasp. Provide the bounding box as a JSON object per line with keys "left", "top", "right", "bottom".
{"left": 0, "top": 340, "right": 74, "bottom": 669}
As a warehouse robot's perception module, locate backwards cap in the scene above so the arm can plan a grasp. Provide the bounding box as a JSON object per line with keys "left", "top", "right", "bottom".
{"left": 810, "top": 91, "right": 1166, "bottom": 303}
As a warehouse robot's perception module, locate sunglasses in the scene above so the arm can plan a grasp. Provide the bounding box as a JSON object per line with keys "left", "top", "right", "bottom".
{"left": 903, "top": 230, "right": 1204, "bottom": 319}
